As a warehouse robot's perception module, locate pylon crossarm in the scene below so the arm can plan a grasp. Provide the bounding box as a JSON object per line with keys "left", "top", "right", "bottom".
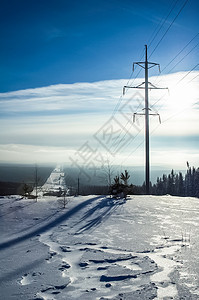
{"left": 124, "top": 83, "right": 168, "bottom": 94}
{"left": 152, "top": 86, "right": 168, "bottom": 90}
{"left": 147, "top": 62, "right": 160, "bottom": 70}
{"left": 133, "top": 86, "right": 145, "bottom": 89}
{"left": 148, "top": 112, "right": 161, "bottom": 124}
{"left": 134, "top": 112, "right": 145, "bottom": 116}
{"left": 124, "top": 85, "right": 145, "bottom": 90}
{"left": 133, "top": 61, "right": 160, "bottom": 72}
{"left": 137, "top": 82, "right": 145, "bottom": 88}
{"left": 124, "top": 82, "right": 145, "bottom": 89}
{"left": 123, "top": 83, "right": 145, "bottom": 94}
{"left": 133, "top": 62, "right": 145, "bottom": 71}
{"left": 123, "top": 85, "right": 132, "bottom": 95}
{"left": 148, "top": 82, "right": 159, "bottom": 89}
{"left": 133, "top": 112, "right": 145, "bottom": 123}
{"left": 124, "top": 45, "right": 166, "bottom": 194}
{"left": 149, "top": 112, "right": 159, "bottom": 116}
{"left": 134, "top": 56, "right": 159, "bottom": 68}
{"left": 148, "top": 82, "right": 168, "bottom": 90}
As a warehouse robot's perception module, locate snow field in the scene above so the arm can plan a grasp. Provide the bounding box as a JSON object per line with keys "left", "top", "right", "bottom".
{"left": 0, "top": 191, "right": 199, "bottom": 299}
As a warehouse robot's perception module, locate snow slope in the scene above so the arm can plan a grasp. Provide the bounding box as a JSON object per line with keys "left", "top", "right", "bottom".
{"left": 0, "top": 192, "right": 199, "bottom": 299}
{"left": 41, "top": 165, "right": 68, "bottom": 195}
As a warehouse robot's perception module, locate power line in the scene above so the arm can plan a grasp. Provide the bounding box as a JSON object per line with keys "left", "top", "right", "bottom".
{"left": 163, "top": 41, "right": 199, "bottom": 76}
{"left": 111, "top": 52, "right": 144, "bottom": 117}
{"left": 111, "top": 124, "right": 143, "bottom": 157}
{"left": 123, "top": 45, "right": 167, "bottom": 194}
{"left": 124, "top": 48, "right": 145, "bottom": 91}
{"left": 148, "top": 0, "right": 180, "bottom": 50}
{"left": 119, "top": 1, "right": 191, "bottom": 117}
{"left": 109, "top": 106, "right": 144, "bottom": 155}
{"left": 151, "top": 32, "right": 199, "bottom": 87}
{"left": 141, "top": 32, "right": 199, "bottom": 112}
{"left": 119, "top": 54, "right": 198, "bottom": 184}
{"left": 111, "top": 0, "right": 185, "bottom": 116}
{"left": 132, "top": 77, "right": 198, "bottom": 170}
{"left": 160, "top": 33, "right": 199, "bottom": 74}
{"left": 151, "top": 63, "right": 199, "bottom": 111}
{"left": 176, "top": 63, "right": 199, "bottom": 84}
{"left": 109, "top": 2, "right": 192, "bottom": 169}
{"left": 121, "top": 136, "right": 145, "bottom": 166}
{"left": 114, "top": 112, "right": 161, "bottom": 167}
{"left": 149, "top": 0, "right": 189, "bottom": 58}
{"left": 161, "top": 98, "right": 197, "bottom": 124}
{"left": 153, "top": 64, "right": 199, "bottom": 124}
{"left": 111, "top": 95, "right": 123, "bottom": 117}
{"left": 187, "top": 72, "right": 199, "bottom": 84}
{"left": 112, "top": 0, "right": 190, "bottom": 119}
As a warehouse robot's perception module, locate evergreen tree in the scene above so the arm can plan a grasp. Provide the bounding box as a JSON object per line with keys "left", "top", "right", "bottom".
{"left": 156, "top": 177, "right": 163, "bottom": 195}
{"left": 134, "top": 164, "right": 199, "bottom": 198}
{"left": 178, "top": 172, "right": 185, "bottom": 196}
{"left": 194, "top": 168, "right": 199, "bottom": 198}
{"left": 110, "top": 170, "right": 131, "bottom": 199}
{"left": 120, "top": 170, "right": 130, "bottom": 186}
{"left": 167, "top": 170, "right": 175, "bottom": 195}
{"left": 192, "top": 167, "right": 196, "bottom": 197}
{"left": 153, "top": 170, "right": 185, "bottom": 197}
{"left": 162, "top": 174, "right": 168, "bottom": 195}
{"left": 185, "top": 167, "right": 192, "bottom": 196}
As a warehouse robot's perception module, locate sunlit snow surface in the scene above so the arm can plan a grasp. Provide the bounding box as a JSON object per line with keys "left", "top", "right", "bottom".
{"left": 0, "top": 192, "right": 199, "bottom": 299}
{"left": 41, "top": 165, "right": 68, "bottom": 195}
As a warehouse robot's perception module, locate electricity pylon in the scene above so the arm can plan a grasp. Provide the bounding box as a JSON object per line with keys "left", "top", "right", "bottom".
{"left": 123, "top": 45, "right": 167, "bottom": 194}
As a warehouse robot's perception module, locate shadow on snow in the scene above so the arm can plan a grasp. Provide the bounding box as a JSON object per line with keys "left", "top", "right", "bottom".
{"left": 0, "top": 196, "right": 103, "bottom": 251}
{"left": 75, "top": 197, "right": 126, "bottom": 234}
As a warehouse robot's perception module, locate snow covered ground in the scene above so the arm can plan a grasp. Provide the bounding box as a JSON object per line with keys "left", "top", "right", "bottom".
{"left": 41, "top": 165, "right": 68, "bottom": 196}
{"left": 0, "top": 182, "right": 199, "bottom": 299}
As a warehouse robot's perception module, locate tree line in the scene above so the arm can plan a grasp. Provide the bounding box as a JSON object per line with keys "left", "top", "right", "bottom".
{"left": 151, "top": 165, "right": 199, "bottom": 198}
{"left": 68, "top": 164, "right": 199, "bottom": 198}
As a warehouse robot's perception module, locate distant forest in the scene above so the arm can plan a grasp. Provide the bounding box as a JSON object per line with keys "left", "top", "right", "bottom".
{"left": 0, "top": 164, "right": 54, "bottom": 196}
{"left": 0, "top": 163, "right": 198, "bottom": 198}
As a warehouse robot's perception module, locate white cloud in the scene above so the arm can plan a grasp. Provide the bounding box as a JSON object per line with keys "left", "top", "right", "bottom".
{"left": 0, "top": 144, "right": 73, "bottom": 164}
{"left": 0, "top": 80, "right": 127, "bottom": 114}
{"left": 0, "top": 71, "right": 198, "bottom": 168}
{"left": 151, "top": 149, "right": 199, "bottom": 169}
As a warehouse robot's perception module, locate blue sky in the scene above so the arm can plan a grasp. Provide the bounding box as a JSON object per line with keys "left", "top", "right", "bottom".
{"left": 0, "top": 0, "right": 198, "bottom": 92}
{"left": 0, "top": 0, "right": 199, "bottom": 174}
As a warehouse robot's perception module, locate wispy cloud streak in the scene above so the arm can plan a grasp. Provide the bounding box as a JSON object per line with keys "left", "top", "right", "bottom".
{"left": 0, "top": 72, "right": 198, "bottom": 166}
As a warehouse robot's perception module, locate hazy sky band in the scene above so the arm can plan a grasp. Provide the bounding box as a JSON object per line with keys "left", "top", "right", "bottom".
{"left": 0, "top": 72, "right": 199, "bottom": 167}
